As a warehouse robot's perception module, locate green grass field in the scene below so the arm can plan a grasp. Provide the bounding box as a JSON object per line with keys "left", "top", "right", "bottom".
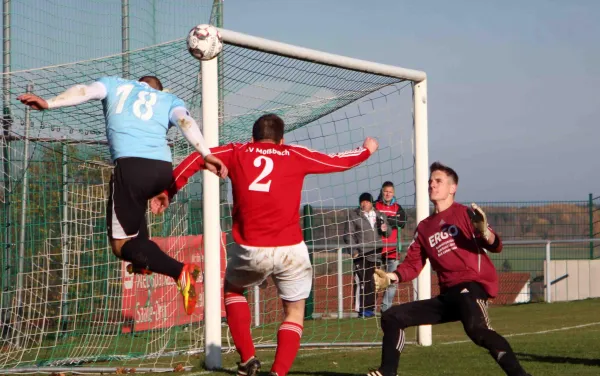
{"left": 204, "top": 299, "right": 600, "bottom": 376}
{"left": 35, "top": 299, "right": 598, "bottom": 375}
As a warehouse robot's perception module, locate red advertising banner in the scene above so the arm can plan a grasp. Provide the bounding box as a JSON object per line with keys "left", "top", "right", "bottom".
{"left": 121, "top": 234, "right": 226, "bottom": 333}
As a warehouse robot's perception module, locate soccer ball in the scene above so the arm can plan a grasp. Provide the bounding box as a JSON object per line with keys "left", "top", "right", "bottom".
{"left": 186, "top": 24, "right": 223, "bottom": 61}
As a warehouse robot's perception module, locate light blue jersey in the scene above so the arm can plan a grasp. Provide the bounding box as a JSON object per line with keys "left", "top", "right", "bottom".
{"left": 98, "top": 76, "right": 185, "bottom": 162}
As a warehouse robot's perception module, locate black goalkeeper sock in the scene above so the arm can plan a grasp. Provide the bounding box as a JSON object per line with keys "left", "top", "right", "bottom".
{"left": 379, "top": 313, "right": 404, "bottom": 376}
{"left": 121, "top": 238, "right": 184, "bottom": 279}
{"left": 494, "top": 350, "right": 528, "bottom": 376}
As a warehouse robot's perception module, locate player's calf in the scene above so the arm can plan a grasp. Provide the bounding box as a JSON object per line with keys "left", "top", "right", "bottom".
{"left": 464, "top": 326, "right": 529, "bottom": 376}
{"left": 224, "top": 290, "right": 256, "bottom": 364}
{"left": 120, "top": 237, "right": 184, "bottom": 279}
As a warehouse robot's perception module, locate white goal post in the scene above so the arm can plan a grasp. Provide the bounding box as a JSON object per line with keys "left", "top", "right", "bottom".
{"left": 201, "top": 28, "right": 430, "bottom": 369}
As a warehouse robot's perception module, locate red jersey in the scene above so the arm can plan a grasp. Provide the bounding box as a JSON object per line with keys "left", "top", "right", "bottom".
{"left": 168, "top": 142, "right": 371, "bottom": 247}
{"left": 374, "top": 200, "right": 405, "bottom": 259}
{"left": 395, "top": 202, "right": 502, "bottom": 298}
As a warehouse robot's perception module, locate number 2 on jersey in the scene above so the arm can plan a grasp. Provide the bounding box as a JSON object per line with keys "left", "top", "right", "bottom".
{"left": 249, "top": 156, "right": 273, "bottom": 192}
{"left": 115, "top": 84, "right": 157, "bottom": 120}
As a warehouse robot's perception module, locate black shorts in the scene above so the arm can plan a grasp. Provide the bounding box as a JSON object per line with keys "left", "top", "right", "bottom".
{"left": 107, "top": 157, "right": 173, "bottom": 240}
{"left": 384, "top": 281, "right": 492, "bottom": 330}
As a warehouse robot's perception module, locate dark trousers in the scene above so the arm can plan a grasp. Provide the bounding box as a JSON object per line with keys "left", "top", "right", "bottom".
{"left": 379, "top": 282, "right": 528, "bottom": 376}
{"left": 353, "top": 256, "right": 378, "bottom": 313}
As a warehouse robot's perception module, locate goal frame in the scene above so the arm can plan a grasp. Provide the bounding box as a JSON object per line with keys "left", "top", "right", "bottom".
{"left": 201, "top": 28, "right": 430, "bottom": 369}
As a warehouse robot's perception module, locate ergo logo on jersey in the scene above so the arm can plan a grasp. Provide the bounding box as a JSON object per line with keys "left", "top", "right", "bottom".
{"left": 428, "top": 225, "right": 459, "bottom": 247}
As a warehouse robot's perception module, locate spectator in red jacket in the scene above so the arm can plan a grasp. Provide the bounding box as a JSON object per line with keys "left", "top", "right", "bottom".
{"left": 368, "top": 162, "right": 530, "bottom": 376}
{"left": 374, "top": 181, "right": 407, "bottom": 312}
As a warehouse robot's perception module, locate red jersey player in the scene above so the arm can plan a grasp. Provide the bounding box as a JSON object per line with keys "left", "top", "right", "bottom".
{"left": 151, "top": 114, "right": 378, "bottom": 376}
{"left": 369, "top": 162, "right": 531, "bottom": 376}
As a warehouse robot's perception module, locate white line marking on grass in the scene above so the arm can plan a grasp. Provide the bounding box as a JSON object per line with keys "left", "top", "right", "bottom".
{"left": 441, "top": 322, "right": 600, "bottom": 345}
{"left": 188, "top": 347, "right": 368, "bottom": 375}
{"left": 185, "top": 322, "right": 600, "bottom": 374}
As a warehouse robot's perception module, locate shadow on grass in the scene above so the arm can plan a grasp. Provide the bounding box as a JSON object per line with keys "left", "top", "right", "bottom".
{"left": 517, "top": 352, "right": 600, "bottom": 367}
{"left": 289, "top": 372, "right": 363, "bottom": 376}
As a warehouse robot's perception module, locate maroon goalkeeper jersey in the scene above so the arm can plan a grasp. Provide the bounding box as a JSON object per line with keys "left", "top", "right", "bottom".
{"left": 396, "top": 202, "right": 502, "bottom": 298}
{"left": 168, "top": 142, "right": 371, "bottom": 247}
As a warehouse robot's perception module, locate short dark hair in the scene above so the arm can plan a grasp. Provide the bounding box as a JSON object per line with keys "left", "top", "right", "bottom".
{"left": 252, "top": 114, "right": 285, "bottom": 143}
{"left": 138, "top": 76, "right": 163, "bottom": 91}
{"left": 430, "top": 161, "right": 459, "bottom": 184}
{"left": 381, "top": 181, "right": 394, "bottom": 189}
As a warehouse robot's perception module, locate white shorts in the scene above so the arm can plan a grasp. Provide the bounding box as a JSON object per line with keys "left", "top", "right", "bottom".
{"left": 225, "top": 241, "right": 313, "bottom": 302}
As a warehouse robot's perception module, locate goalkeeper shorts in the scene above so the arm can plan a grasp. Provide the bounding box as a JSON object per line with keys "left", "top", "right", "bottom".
{"left": 226, "top": 241, "right": 313, "bottom": 301}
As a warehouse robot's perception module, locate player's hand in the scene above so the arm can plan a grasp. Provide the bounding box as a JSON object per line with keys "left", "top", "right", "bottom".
{"left": 150, "top": 192, "right": 170, "bottom": 215}
{"left": 470, "top": 203, "right": 491, "bottom": 240}
{"left": 17, "top": 93, "right": 48, "bottom": 110}
{"left": 373, "top": 269, "right": 398, "bottom": 292}
{"left": 204, "top": 154, "right": 228, "bottom": 179}
{"left": 363, "top": 137, "right": 378, "bottom": 154}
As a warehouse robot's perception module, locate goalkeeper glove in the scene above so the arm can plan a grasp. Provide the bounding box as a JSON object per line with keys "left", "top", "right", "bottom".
{"left": 470, "top": 203, "right": 491, "bottom": 241}
{"left": 373, "top": 269, "right": 399, "bottom": 292}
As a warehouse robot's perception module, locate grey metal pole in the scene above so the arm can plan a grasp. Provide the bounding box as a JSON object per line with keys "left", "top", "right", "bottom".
{"left": 545, "top": 241, "right": 552, "bottom": 303}
{"left": 15, "top": 83, "right": 32, "bottom": 347}
{"left": 1, "top": 0, "right": 11, "bottom": 316}
{"left": 2, "top": 0, "right": 9, "bottom": 104}
{"left": 211, "top": 0, "right": 229, "bottom": 231}
{"left": 59, "top": 141, "right": 69, "bottom": 335}
{"left": 121, "top": 0, "right": 130, "bottom": 78}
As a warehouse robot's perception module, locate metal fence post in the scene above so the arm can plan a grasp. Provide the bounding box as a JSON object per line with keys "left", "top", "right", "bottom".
{"left": 302, "top": 205, "right": 314, "bottom": 320}
{"left": 545, "top": 241, "right": 552, "bottom": 303}
{"left": 253, "top": 285, "right": 260, "bottom": 327}
{"left": 337, "top": 247, "right": 343, "bottom": 318}
{"left": 589, "top": 193, "right": 594, "bottom": 259}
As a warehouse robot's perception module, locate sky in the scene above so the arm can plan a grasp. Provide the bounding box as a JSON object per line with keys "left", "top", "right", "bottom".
{"left": 218, "top": 0, "right": 599, "bottom": 202}
{"left": 5, "top": 0, "right": 599, "bottom": 202}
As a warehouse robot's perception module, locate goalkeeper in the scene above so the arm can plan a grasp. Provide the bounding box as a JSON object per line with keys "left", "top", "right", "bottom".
{"left": 369, "top": 162, "right": 530, "bottom": 376}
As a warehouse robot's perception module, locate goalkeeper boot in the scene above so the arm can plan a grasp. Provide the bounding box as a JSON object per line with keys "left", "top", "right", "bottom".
{"left": 236, "top": 356, "right": 261, "bottom": 376}
{"left": 176, "top": 263, "right": 201, "bottom": 315}
{"left": 366, "top": 369, "right": 397, "bottom": 376}
{"left": 126, "top": 264, "right": 152, "bottom": 275}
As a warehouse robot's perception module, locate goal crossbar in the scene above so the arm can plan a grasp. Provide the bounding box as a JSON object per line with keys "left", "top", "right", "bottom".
{"left": 219, "top": 28, "right": 427, "bottom": 83}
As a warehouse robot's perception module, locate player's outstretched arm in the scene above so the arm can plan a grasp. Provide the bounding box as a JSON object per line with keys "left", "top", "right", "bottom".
{"left": 169, "top": 107, "right": 227, "bottom": 179}
{"left": 161, "top": 144, "right": 234, "bottom": 198}
{"left": 394, "top": 231, "right": 427, "bottom": 282}
{"left": 17, "top": 82, "right": 107, "bottom": 110}
{"left": 150, "top": 144, "right": 233, "bottom": 215}
{"left": 292, "top": 136, "right": 379, "bottom": 175}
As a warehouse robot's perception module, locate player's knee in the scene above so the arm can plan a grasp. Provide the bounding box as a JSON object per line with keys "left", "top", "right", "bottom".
{"left": 465, "top": 327, "right": 495, "bottom": 348}
{"left": 110, "top": 238, "right": 128, "bottom": 258}
{"left": 224, "top": 279, "right": 245, "bottom": 295}
{"left": 124, "top": 237, "right": 157, "bottom": 265}
{"left": 282, "top": 299, "right": 305, "bottom": 325}
{"left": 381, "top": 306, "right": 408, "bottom": 331}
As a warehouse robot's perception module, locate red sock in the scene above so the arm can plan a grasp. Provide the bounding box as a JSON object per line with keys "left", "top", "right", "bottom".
{"left": 271, "top": 321, "right": 303, "bottom": 376}
{"left": 224, "top": 292, "right": 255, "bottom": 363}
